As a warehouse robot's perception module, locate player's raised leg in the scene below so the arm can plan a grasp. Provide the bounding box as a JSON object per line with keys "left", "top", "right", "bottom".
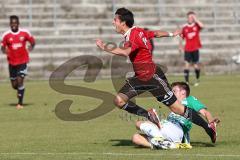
{"left": 114, "top": 93, "right": 148, "bottom": 118}
{"left": 115, "top": 80, "right": 161, "bottom": 127}
{"left": 114, "top": 93, "right": 161, "bottom": 128}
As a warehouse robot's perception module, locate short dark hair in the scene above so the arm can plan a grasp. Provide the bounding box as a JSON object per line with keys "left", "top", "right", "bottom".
{"left": 187, "top": 11, "right": 195, "bottom": 16}
{"left": 171, "top": 82, "right": 190, "bottom": 97}
{"left": 115, "top": 8, "right": 134, "bottom": 28}
{"left": 10, "top": 15, "right": 19, "bottom": 23}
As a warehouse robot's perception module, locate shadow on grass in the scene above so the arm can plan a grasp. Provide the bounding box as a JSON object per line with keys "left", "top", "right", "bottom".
{"left": 8, "top": 103, "right": 34, "bottom": 107}
{"left": 110, "top": 140, "right": 219, "bottom": 149}
{"left": 110, "top": 139, "right": 135, "bottom": 147}
{"left": 214, "top": 140, "right": 240, "bottom": 146}
{"left": 191, "top": 141, "right": 215, "bottom": 147}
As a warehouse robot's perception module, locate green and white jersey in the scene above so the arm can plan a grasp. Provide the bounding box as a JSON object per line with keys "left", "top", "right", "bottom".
{"left": 167, "top": 96, "right": 206, "bottom": 133}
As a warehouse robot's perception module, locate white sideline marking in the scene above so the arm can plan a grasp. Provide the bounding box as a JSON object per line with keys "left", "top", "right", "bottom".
{"left": 0, "top": 152, "right": 240, "bottom": 157}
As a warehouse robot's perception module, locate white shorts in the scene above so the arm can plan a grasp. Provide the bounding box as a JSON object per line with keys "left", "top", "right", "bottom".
{"left": 141, "top": 121, "right": 183, "bottom": 143}
{"left": 160, "top": 121, "right": 183, "bottom": 143}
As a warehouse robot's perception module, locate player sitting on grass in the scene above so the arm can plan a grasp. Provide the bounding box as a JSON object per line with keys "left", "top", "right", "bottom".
{"left": 171, "top": 82, "right": 220, "bottom": 143}
{"left": 132, "top": 82, "right": 220, "bottom": 149}
{"left": 132, "top": 120, "right": 191, "bottom": 149}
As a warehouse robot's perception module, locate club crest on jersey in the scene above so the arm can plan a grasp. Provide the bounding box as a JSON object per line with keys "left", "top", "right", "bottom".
{"left": 193, "top": 27, "right": 197, "bottom": 31}
{"left": 20, "top": 36, "right": 25, "bottom": 41}
{"left": 9, "top": 37, "right": 13, "bottom": 41}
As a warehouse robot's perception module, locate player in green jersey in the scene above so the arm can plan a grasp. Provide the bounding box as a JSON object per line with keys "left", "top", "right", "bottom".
{"left": 131, "top": 82, "right": 220, "bottom": 149}
{"left": 170, "top": 82, "right": 220, "bottom": 142}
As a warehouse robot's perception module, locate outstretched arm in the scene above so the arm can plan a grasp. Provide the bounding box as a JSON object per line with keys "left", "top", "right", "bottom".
{"left": 199, "top": 109, "right": 214, "bottom": 123}
{"left": 153, "top": 29, "right": 181, "bottom": 38}
{"left": 199, "top": 108, "right": 220, "bottom": 124}
{"left": 96, "top": 39, "right": 131, "bottom": 57}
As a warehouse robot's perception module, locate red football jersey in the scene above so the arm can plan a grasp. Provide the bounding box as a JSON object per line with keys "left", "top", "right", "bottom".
{"left": 181, "top": 23, "right": 202, "bottom": 52}
{"left": 1, "top": 28, "right": 35, "bottom": 65}
{"left": 124, "top": 26, "right": 156, "bottom": 81}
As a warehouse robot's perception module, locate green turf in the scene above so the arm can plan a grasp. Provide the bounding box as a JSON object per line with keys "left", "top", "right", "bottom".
{"left": 0, "top": 75, "right": 240, "bottom": 160}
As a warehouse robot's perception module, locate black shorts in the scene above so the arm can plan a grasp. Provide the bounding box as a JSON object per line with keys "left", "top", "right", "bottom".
{"left": 184, "top": 50, "right": 199, "bottom": 63}
{"left": 9, "top": 63, "right": 28, "bottom": 80}
{"left": 119, "top": 67, "right": 177, "bottom": 107}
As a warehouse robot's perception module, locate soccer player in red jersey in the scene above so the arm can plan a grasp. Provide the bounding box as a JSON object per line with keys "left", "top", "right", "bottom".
{"left": 179, "top": 11, "right": 204, "bottom": 86}
{"left": 1, "top": 15, "right": 35, "bottom": 109}
{"left": 96, "top": 8, "right": 216, "bottom": 140}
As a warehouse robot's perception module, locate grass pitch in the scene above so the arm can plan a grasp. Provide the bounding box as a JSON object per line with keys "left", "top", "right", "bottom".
{"left": 0, "top": 75, "right": 239, "bottom": 160}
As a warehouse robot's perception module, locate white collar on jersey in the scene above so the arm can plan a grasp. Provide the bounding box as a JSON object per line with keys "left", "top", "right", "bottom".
{"left": 124, "top": 26, "right": 136, "bottom": 41}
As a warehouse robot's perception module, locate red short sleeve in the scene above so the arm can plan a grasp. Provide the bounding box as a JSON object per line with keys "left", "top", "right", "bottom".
{"left": 26, "top": 32, "right": 35, "bottom": 44}
{"left": 143, "top": 30, "right": 155, "bottom": 39}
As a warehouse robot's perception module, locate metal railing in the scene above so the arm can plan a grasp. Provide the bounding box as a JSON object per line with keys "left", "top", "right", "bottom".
{"left": 27, "top": 0, "right": 58, "bottom": 28}
{"left": 28, "top": 0, "right": 32, "bottom": 27}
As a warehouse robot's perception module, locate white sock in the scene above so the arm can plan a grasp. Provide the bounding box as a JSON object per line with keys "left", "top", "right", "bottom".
{"left": 140, "top": 122, "right": 163, "bottom": 138}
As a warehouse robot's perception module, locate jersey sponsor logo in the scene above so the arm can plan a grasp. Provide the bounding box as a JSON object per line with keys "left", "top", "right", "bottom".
{"left": 9, "top": 37, "right": 13, "bottom": 41}
{"left": 187, "top": 32, "right": 196, "bottom": 39}
{"left": 12, "top": 43, "right": 23, "bottom": 50}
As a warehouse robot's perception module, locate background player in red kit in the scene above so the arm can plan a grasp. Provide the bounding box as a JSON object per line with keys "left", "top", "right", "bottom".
{"left": 1, "top": 15, "right": 35, "bottom": 109}
{"left": 179, "top": 11, "right": 204, "bottom": 86}
{"left": 96, "top": 8, "right": 216, "bottom": 142}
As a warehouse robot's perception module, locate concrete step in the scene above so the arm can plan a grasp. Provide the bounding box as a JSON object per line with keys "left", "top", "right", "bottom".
{"left": 0, "top": 17, "right": 238, "bottom": 28}
{"left": 23, "top": 39, "right": 240, "bottom": 54}
{"left": 1, "top": 23, "right": 240, "bottom": 35}
{"left": 35, "top": 32, "right": 240, "bottom": 45}
{"left": 1, "top": 10, "right": 238, "bottom": 20}
{"left": 26, "top": 24, "right": 240, "bottom": 36}
{"left": 1, "top": 3, "right": 238, "bottom": 15}
{"left": 5, "top": 0, "right": 239, "bottom": 5}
